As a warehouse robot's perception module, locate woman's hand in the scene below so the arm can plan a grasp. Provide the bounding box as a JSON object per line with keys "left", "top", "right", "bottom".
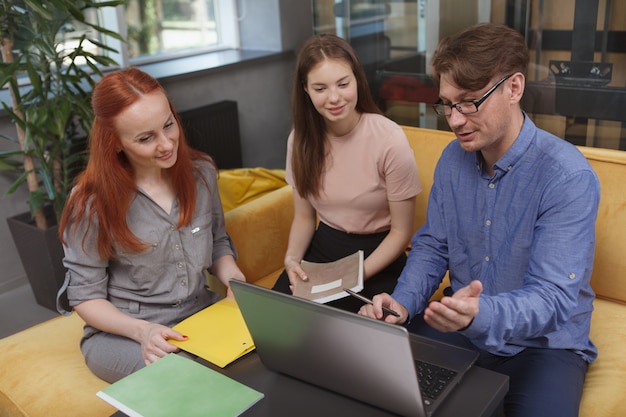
{"left": 284, "top": 255, "right": 308, "bottom": 293}
{"left": 75, "top": 299, "right": 187, "bottom": 365}
{"left": 139, "top": 322, "right": 188, "bottom": 365}
{"left": 210, "top": 254, "right": 246, "bottom": 299}
{"left": 281, "top": 192, "right": 317, "bottom": 293}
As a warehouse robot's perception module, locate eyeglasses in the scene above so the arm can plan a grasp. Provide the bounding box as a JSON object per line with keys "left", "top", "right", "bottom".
{"left": 432, "top": 74, "right": 513, "bottom": 117}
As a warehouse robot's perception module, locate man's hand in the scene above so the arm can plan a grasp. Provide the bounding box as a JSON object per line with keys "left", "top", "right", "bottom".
{"left": 424, "top": 280, "right": 482, "bottom": 332}
{"left": 357, "top": 292, "right": 409, "bottom": 324}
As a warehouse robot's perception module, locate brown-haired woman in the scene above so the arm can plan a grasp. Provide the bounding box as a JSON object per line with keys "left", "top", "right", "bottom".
{"left": 58, "top": 67, "right": 245, "bottom": 383}
{"left": 272, "top": 34, "right": 421, "bottom": 312}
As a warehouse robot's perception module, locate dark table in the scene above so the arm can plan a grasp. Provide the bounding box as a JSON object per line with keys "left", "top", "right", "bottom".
{"left": 112, "top": 350, "right": 508, "bottom": 417}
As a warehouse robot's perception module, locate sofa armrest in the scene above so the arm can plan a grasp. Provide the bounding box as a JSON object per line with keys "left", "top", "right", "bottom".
{"left": 224, "top": 185, "right": 294, "bottom": 286}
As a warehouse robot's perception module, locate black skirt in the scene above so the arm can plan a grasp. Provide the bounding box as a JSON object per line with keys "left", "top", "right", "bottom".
{"left": 272, "top": 222, "right": 406, "bottom": 313}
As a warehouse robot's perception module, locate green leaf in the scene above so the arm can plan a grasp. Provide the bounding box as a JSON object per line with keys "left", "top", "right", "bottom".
{"left": 27, "top": 189, "right": 48, "bottom": 215}
{"left": 0, "top": 158, "right": 23, "bottom": 171}
{"left": 84, "top": 23, "right": 125, "bottom": 42}
{"left": 25, "top": 59, "right": 42, "bottom": 95}
{"left": 23, "top": 0, "right": 53, "bottom": 20}
{"left": 3, "top": 170, "right": 30, "bottom": 196}
{"left": 0, "top": 149, "right": 26, "bottom": 158}
{"left": 38, "top": 167, "right": 57, "bottom": 200}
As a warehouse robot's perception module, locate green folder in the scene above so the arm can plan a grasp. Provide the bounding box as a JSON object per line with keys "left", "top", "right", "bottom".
{"left": 97, "top": 353, "right": 264, "bottom": 417}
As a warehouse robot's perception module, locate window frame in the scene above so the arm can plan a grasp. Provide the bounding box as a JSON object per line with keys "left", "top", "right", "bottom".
{"left": 101, "top": 0, "right": 241, "bottom": 68}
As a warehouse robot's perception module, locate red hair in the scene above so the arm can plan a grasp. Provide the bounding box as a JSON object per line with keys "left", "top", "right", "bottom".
{"left": 59, "top": 67, "right": 214, "bottom": 260}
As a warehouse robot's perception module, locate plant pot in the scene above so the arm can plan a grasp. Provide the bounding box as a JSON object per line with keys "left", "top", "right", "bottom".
{"left": 6, "top": 207, "right": 67, "bottom": 312}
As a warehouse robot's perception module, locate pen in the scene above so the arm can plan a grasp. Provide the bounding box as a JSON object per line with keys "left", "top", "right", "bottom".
{"left": 343, "top": 288, "right": 400, "bottom": 317}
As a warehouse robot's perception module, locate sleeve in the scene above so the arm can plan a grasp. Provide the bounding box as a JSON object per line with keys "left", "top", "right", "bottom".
{"left": 60, "top": 208, "right": 110, "bottom": 310}
{"left": 391, "top": 150, "right": 452, "bottom": 317}
{"left": 382, "top": 126, "right": 422, "bottom": 201}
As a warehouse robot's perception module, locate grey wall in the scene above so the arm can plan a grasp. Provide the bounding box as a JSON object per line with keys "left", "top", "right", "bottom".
{"left": 0, "top": 0, "right": 313, "bottom": 295}
{"left": 160, "top": 52, "right": 296, "bottom": 170}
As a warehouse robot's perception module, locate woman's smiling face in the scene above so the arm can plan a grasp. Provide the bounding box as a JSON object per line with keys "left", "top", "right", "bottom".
{"left": 115, "top": 90, "right": 180, "bottom": 176}
{"left": 304, "top": 57, "right": 359, "bottom": 135}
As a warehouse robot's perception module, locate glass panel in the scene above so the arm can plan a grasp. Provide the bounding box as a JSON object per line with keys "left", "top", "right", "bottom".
{"left": 522, "top": 0, "right": 626, "bottom": 149}
{"left": 125, "top": 0, "right": 220, "bottom": 62}
{"left": 311, "top": 0, "right": 626, "bottom": 150}
{"left": 312, "top": 0, "right": 482, "bottom": 131}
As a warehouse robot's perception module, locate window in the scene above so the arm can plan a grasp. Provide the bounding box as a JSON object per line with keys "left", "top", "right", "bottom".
{"left": 65, "top": 0, "right": 239, "bottom": 69}
{"left": 122, "top": 0, "right": 239, "bottom": 64}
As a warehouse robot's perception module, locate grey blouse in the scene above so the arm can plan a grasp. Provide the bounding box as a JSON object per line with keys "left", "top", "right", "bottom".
{"left": 59, "top": 160, "right": 237, "bottom": 331}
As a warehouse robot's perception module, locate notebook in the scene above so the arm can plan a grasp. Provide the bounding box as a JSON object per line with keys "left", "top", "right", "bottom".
{"left": 96, "top": 353, "right": 264, "bottom": 417}
{"left": 230, "top": 280, "right": 478, "bottom": 417}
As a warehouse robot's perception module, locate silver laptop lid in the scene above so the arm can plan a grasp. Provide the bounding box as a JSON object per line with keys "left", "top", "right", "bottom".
{"left": 231, "top": 280, "right": 427, "bottom": 417}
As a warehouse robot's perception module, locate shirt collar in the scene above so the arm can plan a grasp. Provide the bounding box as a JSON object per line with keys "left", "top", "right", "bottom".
{"left": 485, "top": 112, "right": 536, "bottom": 175}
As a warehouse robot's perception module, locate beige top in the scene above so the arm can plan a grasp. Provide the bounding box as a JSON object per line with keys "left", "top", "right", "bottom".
{"left": 286, "top": 113, "right": 421, "bottom": 234}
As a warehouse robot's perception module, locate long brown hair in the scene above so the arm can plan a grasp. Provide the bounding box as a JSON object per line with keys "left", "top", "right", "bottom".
{"left": 59, "top": 67, "right": 213, "bottom": 260}
{"left": 291, "top": 34, "right": 381, "bottom": 198}
{"left": 430, "top": 23, "right": 529, "bottom": 91}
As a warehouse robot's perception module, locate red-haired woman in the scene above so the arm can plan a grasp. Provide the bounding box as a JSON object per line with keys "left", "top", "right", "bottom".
{"left": 57, "top": 67, "right": 245, "bottom": 383}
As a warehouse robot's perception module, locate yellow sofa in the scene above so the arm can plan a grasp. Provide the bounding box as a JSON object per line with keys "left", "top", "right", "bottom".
{"left": 1, "top": 127, "right": 624, "bottom": 417}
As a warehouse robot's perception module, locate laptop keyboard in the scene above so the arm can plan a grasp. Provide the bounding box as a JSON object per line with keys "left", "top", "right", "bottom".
{"left": 415, "top": 360, "right": 458, "bottom": 405}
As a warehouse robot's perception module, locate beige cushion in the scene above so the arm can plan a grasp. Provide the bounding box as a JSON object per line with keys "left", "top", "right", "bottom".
{"left": 578, "top": 146, "right": 626, "bottom": 303}
{"left": 0, "top": 313, "right": 115, "bottom": 417}
{"left": 579, "top": 298, "right": 626, "bottom": 416}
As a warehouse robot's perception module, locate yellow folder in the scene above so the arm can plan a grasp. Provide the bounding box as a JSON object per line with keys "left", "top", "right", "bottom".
{"left": 170, "top": 298, "right": 255, "bottom": 368}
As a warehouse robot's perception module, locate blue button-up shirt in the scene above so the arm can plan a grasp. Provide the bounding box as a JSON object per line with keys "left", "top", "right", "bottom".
{"left": 393, "top": 116, "right": 599, "bottom": 363}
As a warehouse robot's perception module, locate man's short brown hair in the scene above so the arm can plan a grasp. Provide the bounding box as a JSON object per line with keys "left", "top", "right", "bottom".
{"left": 430, "top": 23, "right": 530, "bottom": 91}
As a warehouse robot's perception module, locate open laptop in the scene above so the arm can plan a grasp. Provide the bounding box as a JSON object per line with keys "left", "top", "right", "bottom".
{"left": 230, "top": 280, "right": 478, "bottom": 417}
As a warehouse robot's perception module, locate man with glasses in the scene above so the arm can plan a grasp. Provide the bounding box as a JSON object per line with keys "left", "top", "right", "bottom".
{"left": 359, "top": 23, "right": 599, "bottom": 417}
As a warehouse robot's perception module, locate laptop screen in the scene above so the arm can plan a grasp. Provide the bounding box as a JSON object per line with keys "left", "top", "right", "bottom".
{"left": 231, "top": 280, "right": 430, "bottom": 416}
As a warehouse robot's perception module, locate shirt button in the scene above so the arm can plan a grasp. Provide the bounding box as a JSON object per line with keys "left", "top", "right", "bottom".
{"left": 485, "top": 256, "right": 490, "bottom": 262}
{"left": 489, "top": 183, "right": 495, "bottom": 189}
{"left": 170, "top": 225, "right": 176, "bottom": 231}
{"left": 569, "top": 273, "right": 576, "bottom": 280}
{"left": 177, "top": 262, "right": 184, "bottom": 268}
{"left": 507, "top": 165, "right": 512, "bottom": 171}
{"left": 485, "top": 220, "right": 491, "bottom": 226}
{"left": 180, "top": 280, "right": 187, "bottom": 287}
{"left": 175, "top": 244, "right": 181, "bottom": 250}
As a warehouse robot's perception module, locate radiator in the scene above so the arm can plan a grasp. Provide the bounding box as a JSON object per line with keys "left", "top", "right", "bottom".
{"left": 179, "top": 100, "right": 243, "bottom": 169}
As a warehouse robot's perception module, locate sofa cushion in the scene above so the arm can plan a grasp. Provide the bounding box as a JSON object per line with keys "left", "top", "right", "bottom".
{"left": 0, "top": 313, "right": 115, "bottom": 417}
{"left": 254, "top": 270, "right": 284, "bottom": 290}
{"left": 403, "top": 126, "right": 455, "bottom": 232}
{"left": 579, "top": 298, "right": 626, "bottom": 416}
{"left": 218, "top": 168, "right": 286, "bottom": 213}
{"left": 224, "top": 185, "right": 293, "bottom": 285}
{"left": 578, "top": 146, "right": 626, "bottom": 304}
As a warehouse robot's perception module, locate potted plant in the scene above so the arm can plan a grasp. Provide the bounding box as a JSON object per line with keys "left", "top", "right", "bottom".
{"left": 0, "top": 0, "right": 124, "bottom": 311}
